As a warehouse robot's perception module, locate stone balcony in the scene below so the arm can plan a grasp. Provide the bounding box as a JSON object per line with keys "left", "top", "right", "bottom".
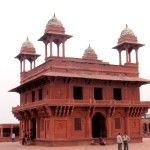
{"left": 12, "top": 99, "right": 150, "bottom": 112}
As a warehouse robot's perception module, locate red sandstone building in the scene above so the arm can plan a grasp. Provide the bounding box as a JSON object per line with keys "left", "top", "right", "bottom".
{"left": 0, "top": 124, "right": 19, "bottom": 142}
{"left": 10, "top": 15, "right": 150, "bottom": 146}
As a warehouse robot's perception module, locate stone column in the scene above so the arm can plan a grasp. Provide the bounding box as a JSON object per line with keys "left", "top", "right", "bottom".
{"left": 1, "top": 128, "right": 3, "bottom": 137}
{"left": 23, "top": 59, "right": 25, "bottom": 72}
{"left": 126, "top": 47, "right": 129, "bottom": 63}
{"left": 20, "top": 61, "right": 22, "bottom": 73}
{"left": 30, "top": 61, "right": 32, "bottom": 70}
{"left": 119, "top": 50, "right": 122, "bottom": 65}
{"left": 106, "top": 116, "right": 111, "bottom": 138}
{"left": 62, "top": 42, "right": 65, "bottom": 57}
{"left": 45, "top": 43, "right": 47, "bottom": 59}
{"left": 135, "top": 48, "right": 139, "bottom": 64}
{"left": 129, "top": 52, "right": 131, "bottom": 63}
{"left": 36, "top": 119, "right": 38, "bottom": 138}
{"left": 50, "top": 40, "right": 53, "bottom": 56}
{"left": 57, "top": 44, "right": 60, "bottom": 57}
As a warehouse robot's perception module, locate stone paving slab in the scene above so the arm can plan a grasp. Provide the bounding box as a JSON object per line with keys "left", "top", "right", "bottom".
{"left": 0, "top": 138, "right": 150, "bottom": 150}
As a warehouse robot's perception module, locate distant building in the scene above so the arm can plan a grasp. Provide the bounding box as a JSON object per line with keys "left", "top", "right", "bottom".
{"left": 10, "top": 15, "right": 150, "bottom": 146}
{"left": 142, "top": 114, "right": 150, "bottom": 136}
{"left": 0, "top": 124, "right": 19, "bottom": 142}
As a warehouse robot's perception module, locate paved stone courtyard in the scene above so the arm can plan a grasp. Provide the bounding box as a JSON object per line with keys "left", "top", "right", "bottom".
{"left": 0, "top": 138, "right": 150, "bottom": 150}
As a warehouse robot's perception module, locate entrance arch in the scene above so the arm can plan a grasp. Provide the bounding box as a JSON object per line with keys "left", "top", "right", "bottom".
{"left": 92, "top": 112, "right": 106, "bottom": 138}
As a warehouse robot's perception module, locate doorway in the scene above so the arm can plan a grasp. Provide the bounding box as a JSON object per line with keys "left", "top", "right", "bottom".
{"left": 31, "top": 118, "right": 36, "bottom": 139}
{"left": 92, "top": 112, "right": 106, "bottom": 138}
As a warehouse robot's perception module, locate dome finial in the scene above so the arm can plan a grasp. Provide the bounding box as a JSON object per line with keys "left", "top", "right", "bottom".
{"left": 126, "top": 24, "right": 128, "bottom": 28}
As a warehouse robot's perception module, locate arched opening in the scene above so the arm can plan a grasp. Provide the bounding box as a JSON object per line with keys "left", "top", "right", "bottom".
{"left": 92, "top": 112, "right": 107, "bottom": 138}
{"left": 31, "top": 118, "right": 36, "bottom": 139}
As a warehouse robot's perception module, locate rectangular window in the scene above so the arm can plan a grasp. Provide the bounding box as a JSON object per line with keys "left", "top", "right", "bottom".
{"left": 32, "top": 91, "right": 35, "bottom": 102}
{"left": 94, "top": 88, "right": 103, "bottom": 100}
{"left": 74, "top": 118, "right": 81, "bottom": 130}
{"left": 115, "top": 118, "right": 121, "bottom": 129}
{"left": 113, "top": 88, "right": 122, "bottom": 100}
{"left": 73, "top": 87, "right": 83, "bottom": 100}
{"left": 39, "top": 89, "right": 43, "bottom": 100}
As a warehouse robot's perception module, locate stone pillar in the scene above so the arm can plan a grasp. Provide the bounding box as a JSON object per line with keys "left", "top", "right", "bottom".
{"left": 106, "top": 116, "right": 111, "bottom": 138}
{"left": 62, "top": 42, "right": 65, "bottom": 57}
{"left": 119, "top": 50, "right": 122, "bottom": 65}
{"left": 57, "top": 44, "right": 60, "bottom": 57}
{"left": 30, "top": 61, "right": 32, "bottom": 70}
{"left": 126, "top": 47, "right": 129, "bottom": 63}
{"left": 45, "top": 43, "right": 47, "bottom": 59}
{"left": 34, "top": 60, "right": 36, "bottom": 68}
{"left": 10, "top": 126, "right": 13, "bottom": 137}
{"left": 20, "top": 61, "right": 22, "bottom": 73}
{"left": 36, "top": 119, "right": 38, "bottom": 138}
{"left": 1, "top": 128, "right": 3, "bottom": 137}
{"left": 129, "top": 52, "right": 131, "bottom": 63}
{"left": 50, "top": 40, "right": 53, "bottom": 56}
{"left": 23, "top": 59, "right": 25, "bottom": 72}
{"left": 125, "top": 117, "right": 129, "bottom": 135}
{"left": 87, "top": 116, "right": 92, "bottom": 138}
{"left": 135, "top": 48, "right": 139, "bottom": 64}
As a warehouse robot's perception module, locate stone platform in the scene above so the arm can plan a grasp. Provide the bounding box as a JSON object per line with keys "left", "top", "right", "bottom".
{"left": 0, "top": 138, "right": 150, "bottom": 150}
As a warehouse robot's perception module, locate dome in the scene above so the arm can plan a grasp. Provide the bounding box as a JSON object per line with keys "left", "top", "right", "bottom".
{"left": 21, "top": 37, "right": 34, "bottom": 49}
{"left": 46, "top": 14, "right": 63, "bottom": 27}
{"left": 82, "top": 45, "right": 97, "bottom": 60}
{"left": 83, "top": 45, "right": 96, "bottom": 55}
{"left": 120, "top": 25, "right": 135, "bottom": 36}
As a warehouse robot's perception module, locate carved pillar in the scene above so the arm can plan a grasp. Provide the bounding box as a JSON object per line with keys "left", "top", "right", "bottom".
{"left": 50, "top": 40, "right": 53, "bottom": 56}
{"left": 34, "top": 60, "right": 36, "bottom": 68}
{"left": 1, "top": 128, "right": 3, "bottom": 137}
{"left": 36, "top": 119, "right": 38, "bottom": 138}
{"left": 129, "top": 51, "right": 131, "bottom": 63}
{"left": 20, "top": 61, "right": 22, "bottom": 73}
{"left": 125, "top": 117, "right": 129, "bottom": 135}
{"left": 23, "top": 59, "right": 25, "bottom": 72}
{"left": 87, "top": 116, "right": 92, "bottom": 138}
{"left": 62, "top": 42, "right": 65, "bottom": 57}
{"left": 57, "top": 44, "right": 60, "bottom": 57}
{"left": 119, "top": 50, "right": 122, "bottom": 65}
{"left": 135, "top": 48, "right": 139, "bottom": 64}
{"left": 10, "top": 126, "right": 13, "bottom": 137}
{"left": 126, "top": 47, "right": 129, "bottom": 63}
{"left": 30, "top": 61, "right": 32, "bottom": 70}
{"left": 45, "top": 43, "right": 47, "bottom": 59}
{"left": 106, "top": 116, "right": 111, "bottom": 137}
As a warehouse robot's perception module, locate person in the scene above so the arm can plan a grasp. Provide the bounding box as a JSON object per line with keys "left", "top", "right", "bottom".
{"left": 98, "top": 137, "right": 106, "bottom": 145}
{"left": 30, "top": 129, "right": 34, "bottom": 141}
{"left": 117, "top": 133, "right": 123, "bottom": 150}
{"left": 11, "top": 133, "right": 15, "bottom": 142}
{"left": 22, "top": 131, "right": 27, "bottom": 145}
{"left": 26, "top": 130, "right": 30, "bottom": 141}
{"left": 122, "top": 133, "right": 130, "bottom": 150}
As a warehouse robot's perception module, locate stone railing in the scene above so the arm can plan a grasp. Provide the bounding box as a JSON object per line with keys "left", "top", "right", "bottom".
{"left": 12, "top": 99, "right": 150, "bottom": 112}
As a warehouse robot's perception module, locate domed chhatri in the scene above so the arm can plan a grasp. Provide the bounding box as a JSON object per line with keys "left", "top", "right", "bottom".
{"left": 118, "top": 24, "right": 137, "bottom": 44}
{"left": 45, "top": 14, "right": 65, "bottom": 34}
{"left": 82, "top": 45, "right": 97, "bottom": 60}
{"left": 21, "top": 37, "right": 35, "bottom": 49}
{"left": 120, "top": 24, "right": 135, "bottom": 36}
{"left": 46, "top": 14, "right": 63, "bottom": 27}
{"left": 20, "top": 37, "right": 36, "bottom": 54}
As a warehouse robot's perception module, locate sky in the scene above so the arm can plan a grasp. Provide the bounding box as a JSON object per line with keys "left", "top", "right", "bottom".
{"left": 0, "top": 0, "right": 150, "bottom": 123}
